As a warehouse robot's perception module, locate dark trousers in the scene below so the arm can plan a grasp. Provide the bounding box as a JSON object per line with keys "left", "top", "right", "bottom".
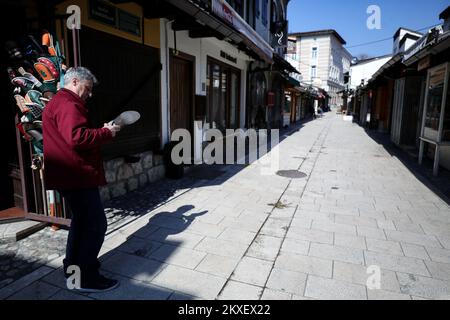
{"left": 60, "top": 187, "right": 107, "bottom": 282}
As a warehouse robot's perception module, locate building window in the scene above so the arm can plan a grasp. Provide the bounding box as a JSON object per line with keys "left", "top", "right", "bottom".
{"left": 255, "top": 0, "right": 260, "bottom": 18}
{"left": 311, "top": 66, "right": 317, "bottom": 79}
{"left": 227, "top": 0, "right": 243, "bottom": 17}
{"left": 246, "top": 0, "right": 256, "bottom": 28}
{"left": 312, "top": 47, "right": 317, "bottom": 59}
{"left": 287, "top": 40, "right": 297, "bottom": 60}
{"left": 262, "top": 0, "right": 268, "bottom": 26}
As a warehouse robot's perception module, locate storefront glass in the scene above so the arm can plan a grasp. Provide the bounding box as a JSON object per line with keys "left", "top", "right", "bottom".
{"left": 296, "top": 96, "right": 301, "bottom": 121}
{"left": 443, "top": 84, "right": 450, "bottom": 141}
{"left": 284, "top": 94, "right": 291, "bottom": 113}
{"left": 423, "top": 63, "right": 447, "bottom": 141}
{"left": 207, "top": 57, "right": 240, "bottom": 130}
{"left": 424, "top": 83, "right": 443, "bottom": 131}
{"left": 230, "top": 72, "right": 239, "bottom": 128}
{"left": 249, "top": 72, "right": 267, "bottom": 128}
{"left": 211, "top": 64, "right": 222, "bottom": 129}
{"left": 220, "top": 67, "right": 228, "bottom": 129}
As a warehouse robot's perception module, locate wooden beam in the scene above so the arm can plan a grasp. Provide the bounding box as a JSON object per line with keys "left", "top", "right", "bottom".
{"left": 25, "top": 212, "right": 71, "bottom": 227}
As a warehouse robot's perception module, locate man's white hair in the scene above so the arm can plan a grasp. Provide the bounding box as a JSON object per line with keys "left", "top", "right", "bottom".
{"left": 64, "top": 67, "right": 98, "bottom": 86}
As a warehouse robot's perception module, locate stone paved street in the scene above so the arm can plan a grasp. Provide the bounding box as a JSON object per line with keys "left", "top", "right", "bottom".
{"left": 1, "top": 112, "right": 450, "bottom": 300}
{"left": 0, "top": 159, "right": 221, "bottom": 290}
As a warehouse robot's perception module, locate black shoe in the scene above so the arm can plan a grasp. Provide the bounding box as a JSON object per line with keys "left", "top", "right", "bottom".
{"left": 76, "top": 275, "right": 119, "bottom": 293}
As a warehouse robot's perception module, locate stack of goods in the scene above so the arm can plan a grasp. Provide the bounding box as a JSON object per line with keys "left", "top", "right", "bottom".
{"left": 5, "top": 31, "right": 67, "bottom": 218}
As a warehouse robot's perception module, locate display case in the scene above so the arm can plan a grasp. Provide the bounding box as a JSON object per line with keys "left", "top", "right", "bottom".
{"left": 419, "top": 62, "right": 450, "bottom": 175}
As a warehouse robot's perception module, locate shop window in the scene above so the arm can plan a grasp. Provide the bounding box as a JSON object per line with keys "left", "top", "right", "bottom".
{"left": 249, "top": 72, "right": 267, "bottom": 128}
{"left": 284, "top": 94, "right": 291, "bottom": 113}
{"left": 424, "top": 82, "right": 444, "bottom": 132}
{"left": 220, "top": 69, "right": 228, "bottom": 129}
{"left": 230, "top": 72, "right": 239, "bottom": 128}
{"left": 210, "top": 64, "right": 222, "bottom": 129}
{"left": 442, "top": 84, "right": 450, "bottom": 141}
{"left": 207, "top": 57, "right": 240, "bottom": 130}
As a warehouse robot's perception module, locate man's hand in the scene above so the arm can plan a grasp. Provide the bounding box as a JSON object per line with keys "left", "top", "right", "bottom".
{"left": 103, "top": 123, "right": 121, "bottom": 137}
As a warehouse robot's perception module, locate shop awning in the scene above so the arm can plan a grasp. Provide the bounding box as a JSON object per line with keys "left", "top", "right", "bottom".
{"left": 273, "top": 53, "right": 301, "bottom": 74}
{"left": 162, "top": 0, "right": 274, "bottom": 63}
{"left": 288, "top": 76, "right": 301, "bottom": 87}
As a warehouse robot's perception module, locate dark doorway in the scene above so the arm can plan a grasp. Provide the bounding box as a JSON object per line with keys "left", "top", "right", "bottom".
{"left": 170, "top": 50, "right": 195, "bottom": 134}
{"left": 0, "top": 2, "right": 29, "bottom": 212}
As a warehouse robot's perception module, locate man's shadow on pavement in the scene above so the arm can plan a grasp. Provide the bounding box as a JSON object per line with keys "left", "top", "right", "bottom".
{"left": 90, "top": 205, "right": 208, "bottom": 299}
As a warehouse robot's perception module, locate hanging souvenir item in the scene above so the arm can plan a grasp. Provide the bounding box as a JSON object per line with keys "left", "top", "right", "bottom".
{"left": 6, "top": 31, "right": 67, "bottom": 155}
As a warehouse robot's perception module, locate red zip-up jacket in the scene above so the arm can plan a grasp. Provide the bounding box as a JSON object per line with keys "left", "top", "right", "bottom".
{"left": 43, "top": 88, "right": 113, "bottom": 190}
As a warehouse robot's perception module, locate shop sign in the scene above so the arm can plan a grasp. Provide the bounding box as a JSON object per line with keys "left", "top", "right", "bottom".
{"left": 118, "top": 9, "right": 141, "bottom": 36}
{"left": 403, "top": 26, "right": 442, "bottom": 62}
{"left": 220, "top": 51, "right": 237, "bottom": 64}
{"left": 89, "top": 0, "right": 141, "bottom": 37}
{"left": 429, "top": 63, "right": 447, "bottom": 87}
{"left": 418, "top": 56, "right": 431, "bottom": 71}
{"left": 89, "top": 0, "right": 116, "bottom": 27}
{"left": 212, "top": 0, "right": 273, "bottom": 63}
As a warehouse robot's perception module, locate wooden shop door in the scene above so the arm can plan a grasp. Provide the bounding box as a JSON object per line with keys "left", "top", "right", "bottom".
{"left": 170, "top": 51, "right": 194, "bottom": 135}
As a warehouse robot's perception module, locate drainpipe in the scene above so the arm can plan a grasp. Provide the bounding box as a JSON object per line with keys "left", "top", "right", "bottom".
{"left": 164, "top": 19, "right": 175, "bottom": 146}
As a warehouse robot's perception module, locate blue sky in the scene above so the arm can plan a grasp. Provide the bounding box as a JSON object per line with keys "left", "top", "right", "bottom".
{"left": 287, "top": 0, "right": 448, "bottom": 58}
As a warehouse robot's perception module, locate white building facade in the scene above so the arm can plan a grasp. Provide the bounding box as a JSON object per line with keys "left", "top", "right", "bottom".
{"left": 350, "top": 55, "right": 392, "bottom": 89}
{"left": 288, "top": 30, "right": 353, "bottom": 108}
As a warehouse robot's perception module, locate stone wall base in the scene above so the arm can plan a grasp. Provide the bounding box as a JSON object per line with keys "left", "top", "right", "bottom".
{"left": 100, "top": 151, "right": 165, "bottom": 202}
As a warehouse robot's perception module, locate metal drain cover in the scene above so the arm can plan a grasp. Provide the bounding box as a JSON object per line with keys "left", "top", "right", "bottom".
{"left": 276, "top": 170, "right": 307, "bottom": 179}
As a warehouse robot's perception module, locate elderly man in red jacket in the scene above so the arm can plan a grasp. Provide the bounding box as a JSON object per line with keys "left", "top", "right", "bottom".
{"left": 43, "top": 67, "right": 121, "bottom": 292}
